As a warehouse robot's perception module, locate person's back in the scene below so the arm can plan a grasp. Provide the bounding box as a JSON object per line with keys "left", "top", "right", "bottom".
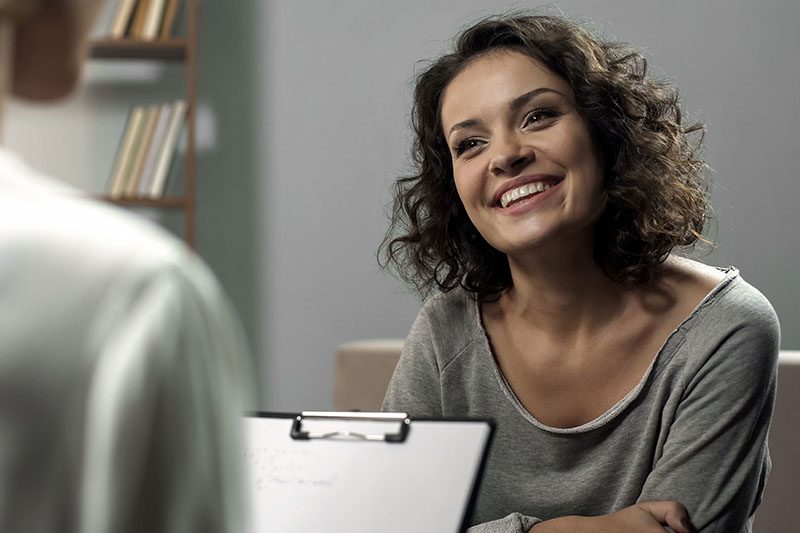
{"left": 0, "top": 2, "right": 253, "bottom": 531}
{"left": 0, "top": 150, "right": 252, "bottom": 532}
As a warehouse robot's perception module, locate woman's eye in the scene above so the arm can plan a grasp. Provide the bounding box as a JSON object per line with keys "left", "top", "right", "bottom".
{"left": 523, "top": 107, "right": 559, "bottom": 128}
{"left": 453, "top": 137, "right": 483, "bottom": 156}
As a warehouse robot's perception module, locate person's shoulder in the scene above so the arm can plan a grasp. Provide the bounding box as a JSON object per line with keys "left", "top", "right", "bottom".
{"left": 718, "top": 270, "right": 780, "bottom": 341}
{"left": 658, "top": 255, "right": 725, "bottom": 300}
{"left": 408, "top": 287, "right": 484, "bottom": 360}
{"left": 690, "top": 263, "right": 779, "bottom": 333}
{"left": 0, "top": 157, "right": 189, "bottom": 277}
{"left": 675, "top": 262, "right": 780, "bottom": 373}
{"left": 662, "top": 256, "right": 777, "bottom": 327}
{"left": 417, "top": 287, "right": 479, "bottom": 332}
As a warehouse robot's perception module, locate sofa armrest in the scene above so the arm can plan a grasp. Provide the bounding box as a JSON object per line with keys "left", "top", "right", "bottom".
{"left": 333, "top": 339, "right": 404, "bottom": 411}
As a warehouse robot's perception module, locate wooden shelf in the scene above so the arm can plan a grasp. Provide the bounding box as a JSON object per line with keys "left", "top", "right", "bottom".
{"left": 98, "top": 196, "right": 189, "bottom": 208}
{"left": 90, "top": 0, "right": 197, "bottom": 247}
{"left": 89, "top": 38, "right": 188, "bottom": 61}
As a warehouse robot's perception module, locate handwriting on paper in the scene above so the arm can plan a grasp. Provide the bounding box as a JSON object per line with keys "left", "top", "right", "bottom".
{"left": 245, "top": 446, "right": 340, "bottom": 491}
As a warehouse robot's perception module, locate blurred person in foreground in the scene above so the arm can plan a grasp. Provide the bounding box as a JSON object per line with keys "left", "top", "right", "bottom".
{"left": 0, "top": 1, "right": 253, "bottom": 532}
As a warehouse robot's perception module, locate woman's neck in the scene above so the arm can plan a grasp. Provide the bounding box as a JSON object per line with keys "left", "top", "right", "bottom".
{"left": 500, "top": 243, "right": 630, "bottom": 339}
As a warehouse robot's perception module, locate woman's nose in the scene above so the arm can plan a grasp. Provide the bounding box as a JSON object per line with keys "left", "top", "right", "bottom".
{"left": 489, "top": 135, "right": 535, "bottom": 176}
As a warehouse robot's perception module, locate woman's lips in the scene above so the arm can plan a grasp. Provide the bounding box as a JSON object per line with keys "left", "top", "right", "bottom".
{"left": 492, "top": 175, "right": 564, "bottom": 209}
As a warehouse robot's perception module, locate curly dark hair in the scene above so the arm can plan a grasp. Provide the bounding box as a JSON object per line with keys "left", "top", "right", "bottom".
{"left": 381, "top": 13, "right": 711, "bottom": 300}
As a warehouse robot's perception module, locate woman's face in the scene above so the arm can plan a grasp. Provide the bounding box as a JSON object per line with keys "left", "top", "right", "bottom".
{"left": 440, "top": 49, "right": 605, "bottom": 257}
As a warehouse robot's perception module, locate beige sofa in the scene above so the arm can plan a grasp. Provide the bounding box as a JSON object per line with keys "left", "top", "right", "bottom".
{"left": 334, "top": 339, "right": 405, "bottom": 412}
{"left": 755, "top": 350, "right": 799, "bottom": 532}
{"left": 334, "top": 341, "right": 798, "bottom": 530}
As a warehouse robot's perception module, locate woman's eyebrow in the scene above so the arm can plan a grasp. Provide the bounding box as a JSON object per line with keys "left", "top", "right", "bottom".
{"left": 509, "top": 87, "right": 565, "bottom": 112}
{"left": 448, "top": 118, "right": 480, "bottom": 137}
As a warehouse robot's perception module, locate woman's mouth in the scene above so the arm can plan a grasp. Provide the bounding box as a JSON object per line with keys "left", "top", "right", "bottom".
{"left": 496, "top": 177, "right": 564, "bottom": 208}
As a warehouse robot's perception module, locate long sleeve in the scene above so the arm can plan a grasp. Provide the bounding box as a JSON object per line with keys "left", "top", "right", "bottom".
{"left": 637, "top": 292, "right": 780, "bottom": 532}
{"left": 466, "top": 513, "right": 542, "bottom": 533}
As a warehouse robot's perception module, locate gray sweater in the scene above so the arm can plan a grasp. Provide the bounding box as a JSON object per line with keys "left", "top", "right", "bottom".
{"left": 383, "top": 268, "right": 779, "bottom": 533}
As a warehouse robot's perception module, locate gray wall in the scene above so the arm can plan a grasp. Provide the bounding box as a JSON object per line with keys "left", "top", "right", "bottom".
{"left": 6, "top": 0, "right": 799, "bottom": 411}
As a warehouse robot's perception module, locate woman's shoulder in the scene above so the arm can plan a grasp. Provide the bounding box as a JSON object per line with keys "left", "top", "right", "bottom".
{"left": 658, "top": 256, "right": 726, "bottom": 296}
{"left": 408, "top": 287, "right": 485, "bottom": 359}
{"left": 663, "top": 259, "right": 780, "bottom": 372}
{"left": 665, "top": 257, "right": 778, "bottom": 329}
{"left": 418, "top": 287, "right": 479, "bottom": 327}
{"left": 651, "top": 257, "right": 768, "bottom": 322}
{"left": 634, "top": 260, "right": 779, "bottom": 411}
{"left": 646, "top": 257, "right": 779, "bottom": 356}
{"left": 698, "top": 269, "right": 780, "bottom": 342}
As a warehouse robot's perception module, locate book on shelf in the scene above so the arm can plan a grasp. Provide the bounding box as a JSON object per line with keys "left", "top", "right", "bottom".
{"left": 124, "top": 105, "right": 160, "bottom": 196}
{"left": 108, "top": 0, "right": 137, "bottom": 39}
{"left": 106, "top": 0, "right": 181, "bottom": 40}
{"left": 159, "top": 0, "right": 182, "bottom": 39}
{"left": 128, "top": 0, "right": 151, "bottom": 39}
{"left": 108, "top": 105, "right": 145, "bottom": 199}
{"left": 136, "top": 102, "right": 171, "bottom": 196}
{"left": 149, "top": 100, "right": 187, "bottom": 198}
{"left": 105, "top": 101, "right": 187, "bottom": 200}
{"left": 142, "top": 0, "right": 167, "bottom": 40}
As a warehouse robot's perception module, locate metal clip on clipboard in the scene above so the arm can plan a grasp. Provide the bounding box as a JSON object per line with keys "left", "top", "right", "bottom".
{"left": 290, "top": 411, "right": 411, "bottom": 443}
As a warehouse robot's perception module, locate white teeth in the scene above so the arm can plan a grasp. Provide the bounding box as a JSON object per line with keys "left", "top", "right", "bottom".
{"left": 500, "top": 182, "right": 552, "bottom": 208}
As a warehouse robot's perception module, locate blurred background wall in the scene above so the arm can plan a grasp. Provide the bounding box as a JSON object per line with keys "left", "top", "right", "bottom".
{"left": 6, "top": 0, "right": 799, "bottom": 410}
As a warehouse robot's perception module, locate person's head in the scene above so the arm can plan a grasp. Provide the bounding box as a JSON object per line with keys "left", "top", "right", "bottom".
{"left": 0, "top": 0, "right": 103, "bottom": 101}
{"left": 382, "top": 13, "right": 710, "bottom": 299}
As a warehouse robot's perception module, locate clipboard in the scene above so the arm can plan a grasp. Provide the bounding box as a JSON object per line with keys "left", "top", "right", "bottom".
{"left": 244, "top": 411, "right": 494, "bottom": 533}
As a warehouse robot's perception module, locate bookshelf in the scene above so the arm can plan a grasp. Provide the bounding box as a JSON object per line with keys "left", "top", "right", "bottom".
{"left": 90, "top": 38, "right": 188, "bottom": 60}
{"left": 89, "top": 0, "right": 198, "bottom": 247}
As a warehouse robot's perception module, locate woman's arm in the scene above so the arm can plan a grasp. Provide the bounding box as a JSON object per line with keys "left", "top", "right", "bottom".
{"left": 534, "top": 283, "right": 779, "bottom": 533}
{"left": 634, "top": 298, "right": 780, "bottom": 531}
{"left": 530, "top": 501, "right": 695, "bottom": 532}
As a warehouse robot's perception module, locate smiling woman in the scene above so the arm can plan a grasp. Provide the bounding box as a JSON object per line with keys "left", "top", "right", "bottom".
{"left": 380, "top": 12, "right": 779, "bottom": 533}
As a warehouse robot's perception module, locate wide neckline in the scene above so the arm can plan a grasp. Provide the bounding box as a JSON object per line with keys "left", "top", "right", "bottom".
{"left": 473, "top": 267, "right": 738, "bottom": 434}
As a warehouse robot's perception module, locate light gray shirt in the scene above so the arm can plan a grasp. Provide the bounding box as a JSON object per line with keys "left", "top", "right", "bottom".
{"left": 0, "top": 148, "right": 253, "bottom": 533}
{"left": 383, "top": 268, "right": 779, "bottom": 533}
